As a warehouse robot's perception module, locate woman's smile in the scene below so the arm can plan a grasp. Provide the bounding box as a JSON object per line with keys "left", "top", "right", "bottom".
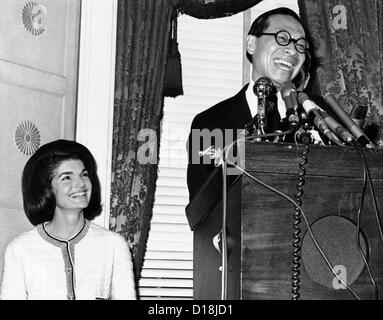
{"left": 51, "top": 159, "right": 92, "bottom": 213}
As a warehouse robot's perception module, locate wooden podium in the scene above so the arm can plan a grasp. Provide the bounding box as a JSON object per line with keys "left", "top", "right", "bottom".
{"left": 186, "top": 141, "right": 383, "bottom": 300}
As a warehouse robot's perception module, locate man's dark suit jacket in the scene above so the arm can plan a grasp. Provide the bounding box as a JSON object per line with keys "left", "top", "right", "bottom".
{"left": 186, "top": 84, "right": 284, "bottom": 203}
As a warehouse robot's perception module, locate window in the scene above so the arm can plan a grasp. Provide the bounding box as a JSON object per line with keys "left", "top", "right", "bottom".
{"left": 138, "top": 12, "right": 244, "bottom": 300}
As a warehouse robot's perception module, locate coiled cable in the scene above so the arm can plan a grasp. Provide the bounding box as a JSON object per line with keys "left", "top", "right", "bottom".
{"left": 292, "top": 142, "right": 309, "bottom": 300}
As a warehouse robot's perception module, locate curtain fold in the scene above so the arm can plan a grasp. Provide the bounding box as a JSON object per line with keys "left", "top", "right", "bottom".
{"left": 298, "top": 0, "right": 383, "bottom": 144}
{"left": 110, "top": 0, "right": 174, "bottom": 282}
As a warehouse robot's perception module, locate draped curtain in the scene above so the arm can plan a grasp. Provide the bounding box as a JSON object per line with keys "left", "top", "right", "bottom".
{"left": 178, "top": 0, "right": 262, "bottom": 18}
{"left": 298, "top": 0, "right": 383, "bottom": 144}
{"left": 110, "top": 0, "right": 175, "bottom": 282}
{"left": 110, "top": 0, "right": 265, "bottom": 283}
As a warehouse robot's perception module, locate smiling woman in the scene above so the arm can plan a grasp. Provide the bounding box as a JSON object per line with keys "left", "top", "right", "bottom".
{"left": 0, "top": 139, "right": 136, "bottom": 300}
{"left": 47, "top": 159, "right": 93, "bottom": 239}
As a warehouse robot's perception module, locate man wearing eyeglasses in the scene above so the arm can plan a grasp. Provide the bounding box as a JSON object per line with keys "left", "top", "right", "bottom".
{"left": 246, "top": 11, "right": 309, "bottom": 92}
{"left": 186, "top": 7, "right": 313, "bottom": 202}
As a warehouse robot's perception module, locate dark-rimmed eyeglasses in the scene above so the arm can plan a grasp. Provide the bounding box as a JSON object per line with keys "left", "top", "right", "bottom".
{"left": 258, "top": 30, "right": 309, "bottom": 54}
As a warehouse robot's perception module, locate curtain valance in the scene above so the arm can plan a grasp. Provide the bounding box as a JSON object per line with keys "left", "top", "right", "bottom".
{"left": 178, "top": 0, "right": 263, "bottom": 19}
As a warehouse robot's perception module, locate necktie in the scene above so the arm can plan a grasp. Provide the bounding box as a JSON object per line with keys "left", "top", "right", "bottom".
{"left": 265, "top": 94, "right": 281, "bottom": 133}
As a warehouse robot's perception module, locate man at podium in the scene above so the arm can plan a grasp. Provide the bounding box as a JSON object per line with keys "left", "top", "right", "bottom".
{"left": 186, "top": 7, "right": 313, "bottom": 202}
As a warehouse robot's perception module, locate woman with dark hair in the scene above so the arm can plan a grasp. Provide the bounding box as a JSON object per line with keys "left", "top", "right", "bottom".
{"left": 0, "top": 139, "right": 136, "bottom": 300}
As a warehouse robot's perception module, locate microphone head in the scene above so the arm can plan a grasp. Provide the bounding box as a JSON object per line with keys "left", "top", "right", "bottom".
{"left": 350, "top": 104, "right": 368, "bottom": 130}
{"left": 280, "top": 81, "right": 297, "bottom": 99}
{"left": 253, "top": 77, "right": 274, "bottom": 98}
{"left": 324, "top": 93, "right": 371, "bottom": 146}
{"left": 280, "top": 81, "right": 298, "bottom": 113}
{"left": 297, "top": 92, "right": 309, "bottom": 105}
{"left": 350, "top": 104, "right": 368, "bottom": 120}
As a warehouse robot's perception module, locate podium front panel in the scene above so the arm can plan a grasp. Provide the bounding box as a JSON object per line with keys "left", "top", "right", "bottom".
{"left": 188, "top": 142, "right": 383, "bottom": 300}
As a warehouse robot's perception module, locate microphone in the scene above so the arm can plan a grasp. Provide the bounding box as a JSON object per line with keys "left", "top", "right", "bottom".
{"left": 324, "top": 94, "right": 370, "bottom": 146}
{"left": 253, "top": 77, "right": 274, "bottom": 121}
{"left": 253, "top": 77, "right": 274, "bottom": 141}
{"left": 350, "top": 104, "right": 368, "bottom": 129}
{"left": 297, "top": 93, "right": 338, "bottom": 143}
{"left": 295, "top": 127, "right": 312, "bottom": 144}
{"left": 280, "top": 81, "right": 300, "bottom": 131}
{"left": 317, "top": 109, "right": 355, "bottom": 144}
{"left": 253, "top": 77, "right": 274, "bottom": 98}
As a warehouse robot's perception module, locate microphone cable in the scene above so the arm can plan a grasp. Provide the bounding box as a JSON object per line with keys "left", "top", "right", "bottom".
{"left": 353, "top": 142, "right": 383, "bottom": 300}
{"left": 353, "top": 142, "right": 383, "bottom": 249}
{"left": 221, "top": 155, "right": 229, "bottom": 300}
{"left": 246, "top": 130, "right": 293, "bottom": 141}
{"left": 292, "top": 140, "right": 310, "bottom": 300}
{"left": 200, "top": 145, "right": 229, "bottom": 300}
{"left": 354, "top": 152, "right": 378, "bottom": 300}
{"left": 329, "top": 134, "right": 347, "bottom": 147}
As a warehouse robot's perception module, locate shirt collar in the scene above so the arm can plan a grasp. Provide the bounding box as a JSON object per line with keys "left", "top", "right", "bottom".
{"left": 245, "top": 78, "right": 258, "bottom": 118}
{"left": 277, "top": 91, "right": 286, "bottom": 119}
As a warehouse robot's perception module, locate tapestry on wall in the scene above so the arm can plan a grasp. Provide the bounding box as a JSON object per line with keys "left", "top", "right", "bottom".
{"left": 298, "top": 0, "right": 383, "bottom": 145}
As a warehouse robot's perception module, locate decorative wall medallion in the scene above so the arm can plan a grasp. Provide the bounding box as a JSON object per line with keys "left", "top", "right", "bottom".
{"left": 15, "top": 121, "right": 41, "bottom": 156}
{"left": 22, "top": 1, "right": 47, "bottom": 36}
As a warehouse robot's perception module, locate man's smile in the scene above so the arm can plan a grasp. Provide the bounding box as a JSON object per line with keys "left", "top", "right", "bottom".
{"left": 273, "top": 58, "right": 295, "bottom": 71}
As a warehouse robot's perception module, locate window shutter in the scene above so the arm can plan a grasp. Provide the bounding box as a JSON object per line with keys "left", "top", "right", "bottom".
{"left": 138, "top": 13, "right": 245, "bottom": 300}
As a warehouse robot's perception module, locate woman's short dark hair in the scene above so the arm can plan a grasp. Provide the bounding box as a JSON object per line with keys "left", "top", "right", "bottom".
{"left": 22, "top": 139, "right": 102, "bottom": 226}
{"left": 246, "top": 7, "right": 311, "bottom": 64}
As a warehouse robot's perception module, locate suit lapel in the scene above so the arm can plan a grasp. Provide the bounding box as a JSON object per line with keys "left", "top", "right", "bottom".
{"left": 265, "top": 94, "right": 281, "bottom": 133}
{"left": 226, "top": 85, "right": 252, "bottom": 129}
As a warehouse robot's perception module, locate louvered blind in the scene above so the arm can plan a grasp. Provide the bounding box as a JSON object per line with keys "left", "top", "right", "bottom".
{"left": 138, "top": 13, "right": 245, "bottom": 300}
{"left": 138, "top": 0, "right": 299, "bottom": 300}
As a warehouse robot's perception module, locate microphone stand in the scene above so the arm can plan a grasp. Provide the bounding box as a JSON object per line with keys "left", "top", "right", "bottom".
{"left": 253, "top": 77, "right": 274, "bottom": 142}
{"left": 221, "top": 157, "right": 228, "bottom": 300}
{"left": 255, "top": 93, "right": 267, "bottom": 142}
